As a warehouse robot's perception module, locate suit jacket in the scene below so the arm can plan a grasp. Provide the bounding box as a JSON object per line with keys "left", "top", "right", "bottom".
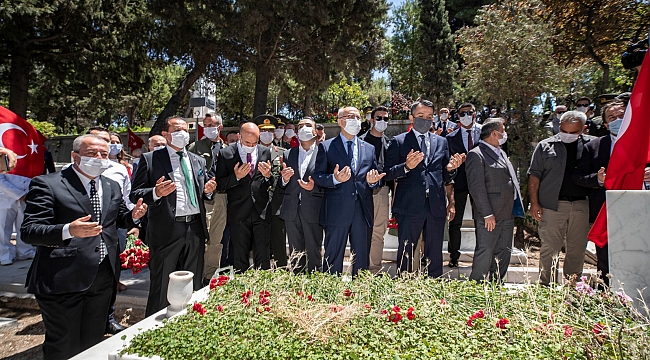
{"left": 446, "top": 126, "right": 480, "bottom": 191}
{"left": 188, "top": 137, "right": 224, "bottom": 170}
{"left": 213, "top": 143, "right": 274, "bottom": 222}
{"left": 572, "top": 135, "right": 611, "bottom": 223}
{"left": 465, "top": 142, "right": 515, "bottom": 221}
{"left": 313, "top": 135, "right": 377, "bottom": 227}
{"left": 384, "top": 130, "right": 455, "bottom": 218}
{"left": 130, "top": 147, "right": 211, "bottom": 248}
{"left": 279, "top": 146, "right": 323, "bottom": 223}
{"left": 21, "top": 167, "right": 135, "bottom": 295}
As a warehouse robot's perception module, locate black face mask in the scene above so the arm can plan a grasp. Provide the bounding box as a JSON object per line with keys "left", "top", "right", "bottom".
{"left": 413, "top": 117, "right": 433, "bottom": 134}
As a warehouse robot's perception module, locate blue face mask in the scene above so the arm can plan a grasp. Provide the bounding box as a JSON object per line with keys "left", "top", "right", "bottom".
{"left": 608, "top": 118, "right": 623, "bottom": 135}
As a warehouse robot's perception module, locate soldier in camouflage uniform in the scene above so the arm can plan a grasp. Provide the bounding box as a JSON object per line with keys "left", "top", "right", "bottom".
{"left": 254, "top": 115, "right": 288, "bottom": 268}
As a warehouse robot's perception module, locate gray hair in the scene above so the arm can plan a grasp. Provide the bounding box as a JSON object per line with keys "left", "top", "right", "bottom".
{"left": 480, "top": 118, "right": 504, "bottom": 140}
{"left": 73, "top": 134, "right": 106, "bottom": 153}
{"left": 560, "top": 110, "right": 587, "bottom": 125}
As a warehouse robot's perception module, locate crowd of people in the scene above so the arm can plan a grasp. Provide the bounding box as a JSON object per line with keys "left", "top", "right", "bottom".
{"left": 2, "top": 93, "right": 643, "bottom": 359}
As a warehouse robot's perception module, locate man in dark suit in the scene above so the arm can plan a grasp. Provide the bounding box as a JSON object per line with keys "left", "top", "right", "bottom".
{"left": 434, "top": 107, "right": 457, "bottom": 137}
{"left": 384, "top": 100, "right": 464, "bottom": 277}
{"left": 213, "top": 122, "right": 274, "bottom": 273}
{"left": 573, "top": 100, "right": 626, "bottom": 287}
{"left": 279, "top": 117, "right": 323, "bottom": 272}
{"left": 313, "top": 106, "right": 384, "bottom": 275}
{"left": 131, "top": 117, "right": 216, "bottom": 317}
{"left": 445, "top": 102, "right": 482, "bottom": 268}
{"left": 21, "top": 134, "right": 148, "bottom": 360}
{"left": 465, "top": 118, "right": 524, "bottom": 282}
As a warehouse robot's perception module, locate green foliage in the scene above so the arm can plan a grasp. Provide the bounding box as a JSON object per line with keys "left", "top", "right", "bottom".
{"left": 26, "top": 119, "right": 57, "bottom": 138}
{"left": 122, "top": 270, "right": 650, "bottom": 359}
{"left": 386, "top": 0, "right": 423, "bottom": 97}
{"left": 418, "top": 0, "right": 457, "bottom": 104}
{"left": 310, "top": 80, "right": 370, "bottom": 122}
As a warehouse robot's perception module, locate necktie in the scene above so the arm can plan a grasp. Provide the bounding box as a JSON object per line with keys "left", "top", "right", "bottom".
{"left": 467, "top": 129, "right": 473, "bottom": 150}
{"left": 347, "top": 140, "right": 355, "bottom": 173}
{"left": 246, "top": 152, "right": 254, "bottom": 177}
{"left": 419, "top": 135, "right": 428, "bottom": 165}
{"left": 89, "top": 179, "right": 106, "bottom": 263}
{"left": 176, "top": 151, "right": 198, "bottom": 207}
{"left": 442, "top": 121, "right": 446, "bottom": 134}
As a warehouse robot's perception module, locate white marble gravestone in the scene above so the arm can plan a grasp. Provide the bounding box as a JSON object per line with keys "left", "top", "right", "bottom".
{"left": 606, "top": 190, "right": 650, "bottom": 313}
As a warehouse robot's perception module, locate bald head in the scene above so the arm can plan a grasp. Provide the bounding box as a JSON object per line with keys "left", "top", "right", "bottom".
{"left": 148, "top": 135, "right": 167, "bottom": 151}
{"left": 240, "top": 122, "right": 260, "bottom": 148}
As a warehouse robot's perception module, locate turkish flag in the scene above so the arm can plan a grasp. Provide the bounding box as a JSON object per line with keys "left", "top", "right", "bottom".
{"left": 588, "top": 52, "right": 650, "bottom": 247}
{"left": 197, "top": 123, "right": 204, "bottom": 140}
{"left": 0, "top": 106, "right": 47, "bottom": 178}
{"left": 127, "top": 128, "right": 145, "bottom": 152}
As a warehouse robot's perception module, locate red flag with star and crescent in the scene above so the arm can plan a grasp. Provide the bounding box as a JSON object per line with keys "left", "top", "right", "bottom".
{"left": 0, "top": 106, "right": 47, "bottom": 178}
{"left": 127, "top": 128, "right": 145, "bottom": 151}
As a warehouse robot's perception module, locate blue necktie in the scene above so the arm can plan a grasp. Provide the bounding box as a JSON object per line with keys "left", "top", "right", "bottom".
{"left": 419, "top": 135, "right": 428, "bottom": 165}
{"left": 347, "top": 140, "right": 355, "bottom": 173}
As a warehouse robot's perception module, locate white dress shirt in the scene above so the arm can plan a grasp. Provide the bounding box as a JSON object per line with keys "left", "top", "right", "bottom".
{"left": 411, "top": 128, "right": 431, "bottom": 165}
{"left": 237, "top": 141, "right": 258, "bottom": 172}
{"left": 104, "top": 160, "right": 134, "bottom": 210}
{"left": 461, "top": 124, "right": 482, "bottom": 152}
{"left": 151, "top": 146, "right": 199, "bottom": 216}
{"left": 299, "top": 143, "right": 316, "bottom": 179}
{"left": 62, "top": 166, "right": 104, "bottom": 240}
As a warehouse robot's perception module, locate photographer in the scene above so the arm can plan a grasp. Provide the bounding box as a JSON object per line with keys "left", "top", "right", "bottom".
{"left": 622, "top": 36, "right": 648, "bottom": 71}
{"left": 0, "top": 147, "right": 17, "bottom": 173}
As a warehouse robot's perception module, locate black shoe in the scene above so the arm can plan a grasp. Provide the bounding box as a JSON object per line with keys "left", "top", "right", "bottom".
{"left": 202, "top": 278, "right": 211, "bottom": 287}
{"left": 448, "top": 260, "right": 459, "bottom": 268}
{"left": 105, "top": 319, "right": 126, "bottom": 335}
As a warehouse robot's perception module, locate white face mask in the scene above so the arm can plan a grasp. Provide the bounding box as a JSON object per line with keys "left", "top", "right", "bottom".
{"left": 204, "top": 127, "right": 219, "bottom": 140}
{"left": 459, "top": 115, "right": 473, "bottom": 127}
{"left": 259, "top": 132, "right": 274, "bottom": 144}
{"left": 108, "top": 143, "right": 123, "bottom": 156}
{"left": 153, "top": 145, "right": 166, "bottom": 151}
{"left": 274, "top": 129, "right": 284, "bottom": 139}
{"left": 440, "top": 113, "right": 449, "bottom": 120}
{"left": 241, "top": 144, "right": 256, "bottom": 154}
{"left": 344, "top": 118, "right": 362, "bottom": 136}
{"left": 576, "top": 106, "right": 588, "bottom": 113}
{"left": 284, "top": 129, "right": 296, "bottom": 138}
{"left": 559, "top": 132, "right": 579, "bottom": 143}
{"left": 374, "top": 120, "right": 388, "bottom": 132}
{"left": 77, "top": 155, "right": 110, "bottom": 177}
{"left": 298, "top": 126, "right": 315, "bottom": 141}
{"left": 170, "top": 130, "right": 190, "bottom": 148}
{"left": 498, "top": 131, "right": 508, "bottom": 145}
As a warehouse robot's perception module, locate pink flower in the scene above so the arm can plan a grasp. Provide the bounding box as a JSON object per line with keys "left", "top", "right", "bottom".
{"left": 564, "top": 325, "right": 573, "bottom": 338}
{"left": 496, "top": 318, "right": 509, "bottom": 329}
{"left": 192, "top": 302, "right": 206, "bottom": 315}
{"left": 440, "top": 298, "right": 447, "bottom": 305}
{"left": 616, "top": 291, "right": 633, "bottom": 305}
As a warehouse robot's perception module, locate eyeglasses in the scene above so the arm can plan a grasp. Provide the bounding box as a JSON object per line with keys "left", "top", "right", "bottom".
{"left": 375, "top": 116, "right": 389, "bottom": 121}
{"left": 458, "top": 111, "right": 474, "bottom": 117}
{"left": 340, "top": 115, "right": 361, "bottom": 120}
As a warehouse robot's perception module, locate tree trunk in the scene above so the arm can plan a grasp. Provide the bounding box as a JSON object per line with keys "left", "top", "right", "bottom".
{"left": 253, "top": 60, "right": 271, "bottom": 117}
{"left": 9, "top": 46, "right": 31, "bottom": 118}
{"left": 600, "top": 63, "right": 609, "bottom": 94}
{"left": 149, "top": 64, "right": 204, "bottom": 136}
{"left": 303, "top": 94, "right": 312, "bottom": 117}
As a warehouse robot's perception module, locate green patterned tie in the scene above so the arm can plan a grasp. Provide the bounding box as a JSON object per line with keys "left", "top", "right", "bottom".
{"left": 176, "top": 151, "right": 197, "bottom": 207}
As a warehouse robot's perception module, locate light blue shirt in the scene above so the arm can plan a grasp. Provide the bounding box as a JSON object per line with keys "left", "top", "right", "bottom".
{"left": 333, "top": 133, "right": 359, "bottom": 185}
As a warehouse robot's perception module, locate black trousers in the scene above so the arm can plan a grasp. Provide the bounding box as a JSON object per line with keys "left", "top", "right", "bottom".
{"left": 145, "top": 219, "right": 204, "bottom": 317}
{"left": 285, "top": 209, "right": 323, "bottom": 273}
{"left": 270, "top": 215, "right": 288, "bottom": 268}
{"left": 596, "top": 243, "right": 609, "bottom": 288}
{"left": 448, "top": 188, "right": 471, "bottom": 261}
{"left": 36, "top": 257, "right": 115, "bottom": 360}
{"left": 229, "top": 216, "right": 271, "bottom": 273}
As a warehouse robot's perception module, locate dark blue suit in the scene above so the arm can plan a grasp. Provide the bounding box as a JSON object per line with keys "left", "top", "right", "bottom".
{"left": 384, "top": 130, "right": 455, "bottom": 277}
{"left": 313, "top": 134, "right": 378, "bottom": 275}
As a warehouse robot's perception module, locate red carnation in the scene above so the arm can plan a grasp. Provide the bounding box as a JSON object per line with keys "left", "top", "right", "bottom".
{"left": 388, "top": 312, "right": 403, "bottom": 323}
{"left": 406, "top": 307, "right": 416, "bottom": 320}
{"left": 496, "top": 318, "right": 509, "bottom": 329}
{"left": 593, "top": 323, "right": 605, "bottom": 335}
{"left": 297, "top": 291, "right": 304, "bottom": 297}
{"left": 259, "top": 290, "right": 270, "bottom": 297}
{"left": 307, "top": 294, "right": 314, "bottom": 301}
{"left": 364, "top": 303, "right": 372, "bottom": 310}
{"left": 343, "top": 289, "right": 354, "bottom": 297}
{"left": 564, "top": 325, "right": 573, "bottom": 338}
{"left": 440, "top": 298, "right": 447, "bottom": 305}
{"left": 192, "top": 302, "right": 207, "bottom": 315}
{"left": 134, "top": 239, "right": 143, "bottom": 246}
{"left": 381, "top": 309, "right": 388, "bottom": 315}
{"left": 264, "top": 306, "right": 271, "bottom": 312}
{"left": 392, "top": 305, "right": 401, "bottom": 313}
{"left": 216, "top": 305, "right": 224, "bottom": 312}
{"left": 259, "top": 297, "right": 270, "bottom": 306}
{"left": 475, "top": 310, "right": 484, "bottom": 319}
{"left": 209, "top": 278, "right": 218, "bottom": 290}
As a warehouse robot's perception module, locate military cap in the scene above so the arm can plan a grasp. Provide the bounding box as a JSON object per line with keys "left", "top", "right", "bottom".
{"left": 274, "top": 114, "right": 289, "bottom": 126}
{"left": 253, "top": 114, "right": 278, "bottom": 130}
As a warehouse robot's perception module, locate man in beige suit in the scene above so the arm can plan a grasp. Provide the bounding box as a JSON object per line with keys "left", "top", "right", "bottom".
{"left": 465, "top": 118, "right": 523, "bottom": 282}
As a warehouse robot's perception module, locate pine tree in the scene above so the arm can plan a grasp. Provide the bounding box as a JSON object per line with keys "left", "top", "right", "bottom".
{"left": 417, "top": 0, "right": 456, "bottom": 105}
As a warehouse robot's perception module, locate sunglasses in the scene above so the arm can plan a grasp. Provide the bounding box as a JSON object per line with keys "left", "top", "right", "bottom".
{"left": 458, "top": 111, "right": 474, "bottom": 117}
{"left": 375, "top": 116, "right": 389, "bottom": 121}
{"left": 576, "top": 103, "right": 590, "bottom": 107}
{"left": 556, "top": 111, "right": 566, "bottom": 115}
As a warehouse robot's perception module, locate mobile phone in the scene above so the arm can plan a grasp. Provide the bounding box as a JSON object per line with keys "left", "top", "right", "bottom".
{"left": 0, "top": 154, "right": 8, "bottom": 172}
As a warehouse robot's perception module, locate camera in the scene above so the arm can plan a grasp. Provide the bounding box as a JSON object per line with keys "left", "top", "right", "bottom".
{"left": 622, "top": 36, "right": 648, "bottom": 70}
